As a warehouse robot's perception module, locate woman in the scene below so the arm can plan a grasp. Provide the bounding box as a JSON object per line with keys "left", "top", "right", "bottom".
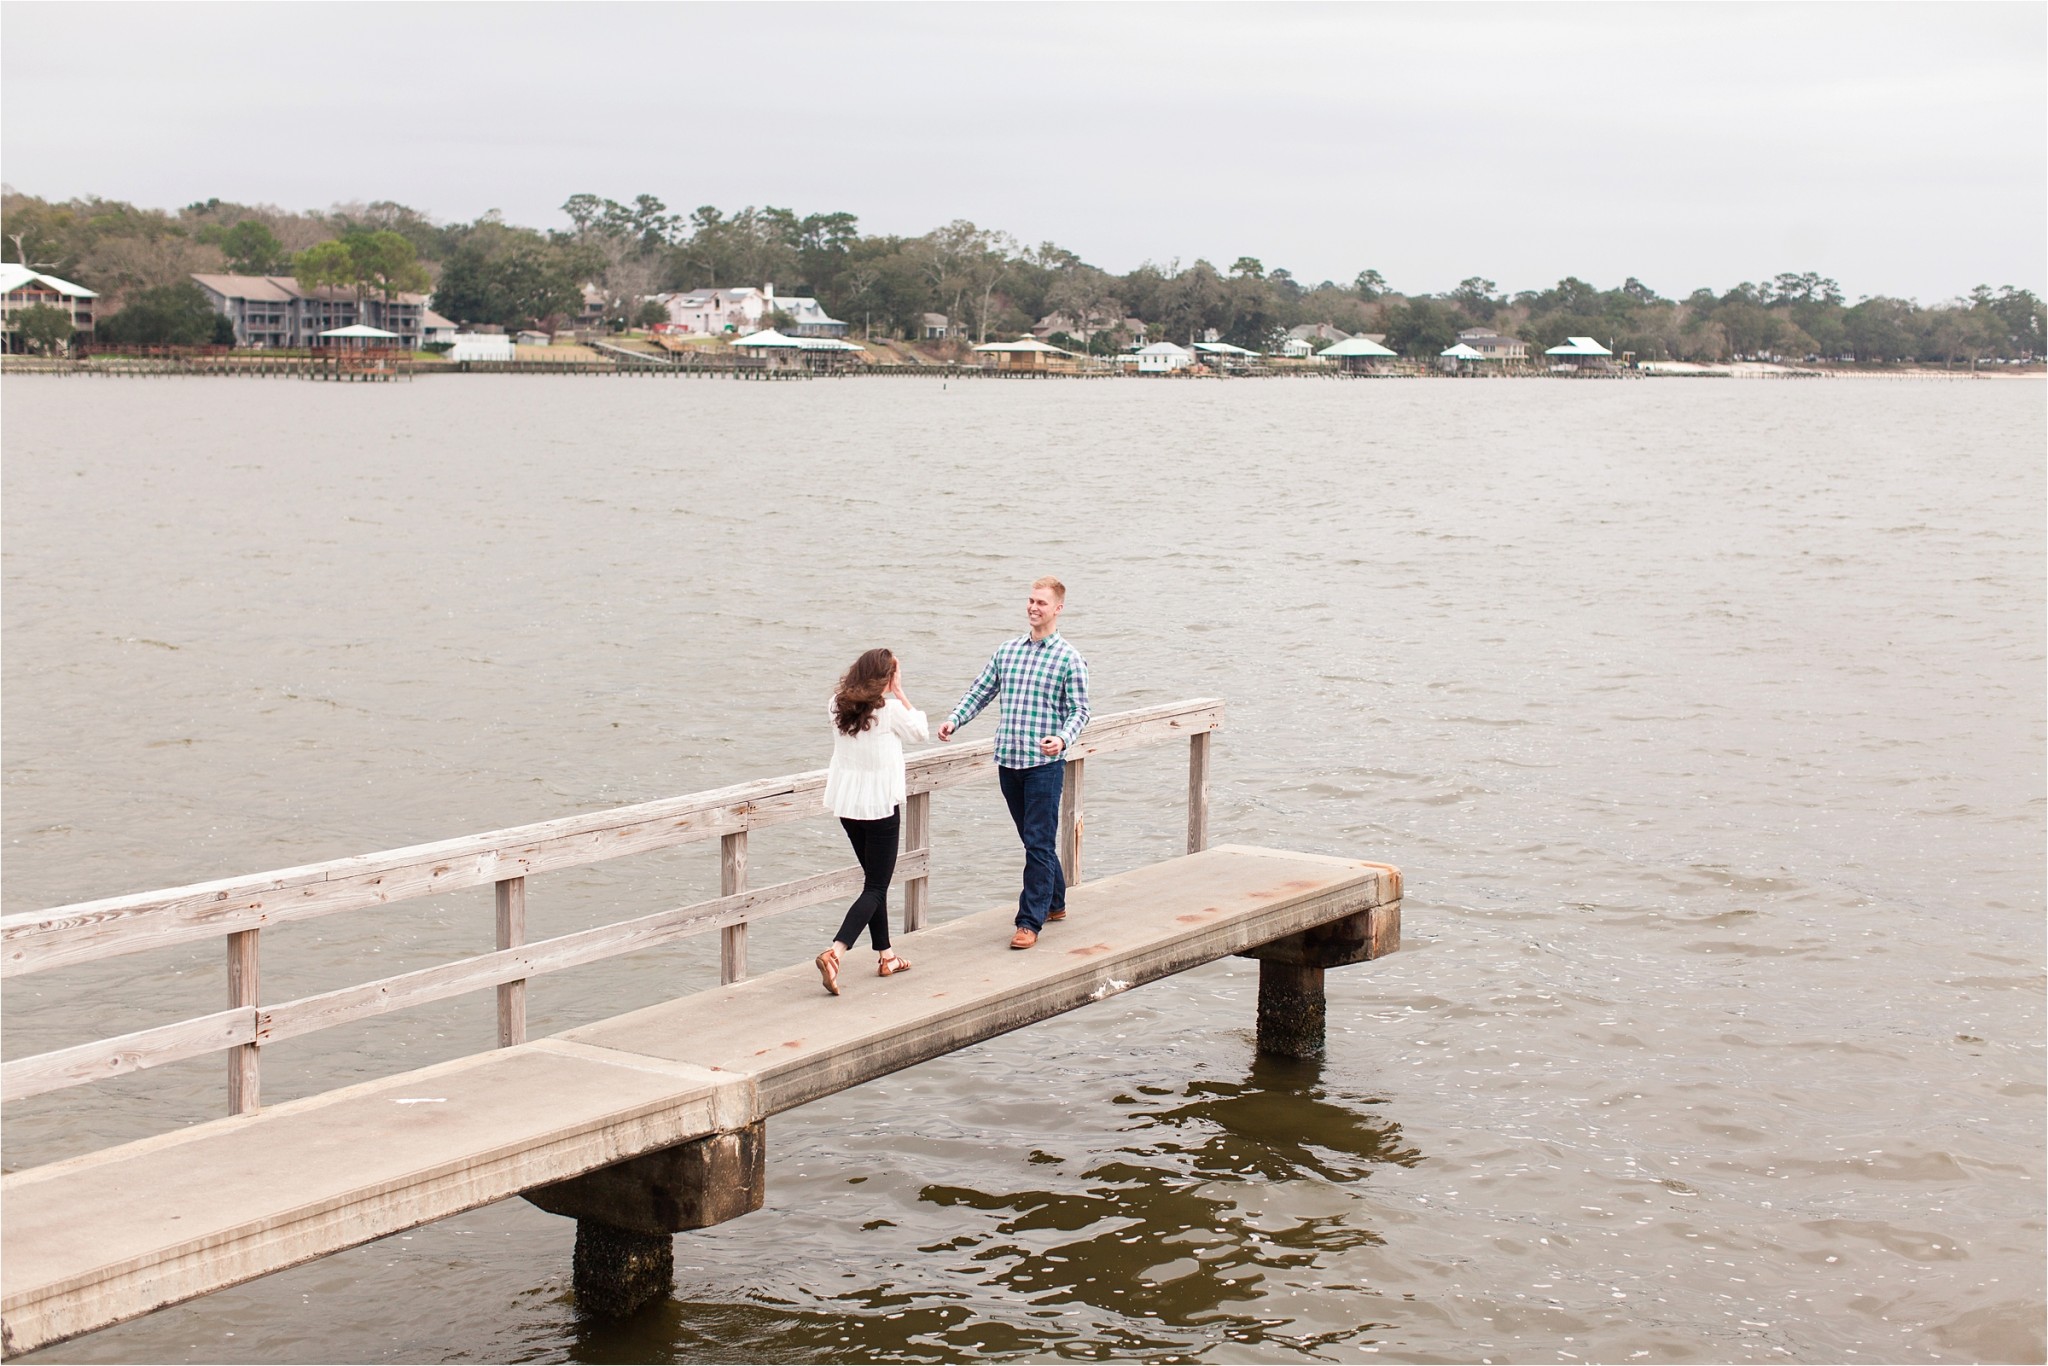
{"left": 816, "top": 647, "right": 928, "bottom": 994}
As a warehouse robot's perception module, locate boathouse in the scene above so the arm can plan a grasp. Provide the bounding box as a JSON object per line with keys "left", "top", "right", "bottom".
{"left": 1439, "top": 341, "right": 1486, "bottom": 373}
{"left": 1316, "top": 334, "right": 1399, "bottom": 374}
{"left": 1192, "top": 341, "right": 1262, "bottom": 373}
{"left": 318, "top": 323, "right": 399, "bottom": 349}
{"left": 731, "top": 327, "right": 808, "bottom": 369}
{"left": 1544, "top": 335, "right": 1616, "bottom": 372}
{"left": 973, "top": 336, "right": 1075, "bottom": 372}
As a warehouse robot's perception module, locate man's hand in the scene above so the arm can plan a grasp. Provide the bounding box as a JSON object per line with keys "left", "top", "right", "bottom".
{"left": 938, "top": 720, "right": 955, "bottom": 742}
{"left": 1040, "top": 735, "right": 1064, "bottom": 757}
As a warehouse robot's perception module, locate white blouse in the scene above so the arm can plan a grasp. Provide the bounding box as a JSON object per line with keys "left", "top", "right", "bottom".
{"left": 822, "top": 696, "right": 930, "bottom": 821}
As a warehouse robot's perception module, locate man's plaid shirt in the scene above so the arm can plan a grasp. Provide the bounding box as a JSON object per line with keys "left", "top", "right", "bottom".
{"left": 947, "top": 631, "right": 1091, "bottom": 769}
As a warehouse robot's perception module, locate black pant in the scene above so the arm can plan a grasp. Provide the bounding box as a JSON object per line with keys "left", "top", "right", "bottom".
{"left": 835, "top": 808, "right": 900, "bottom": 951}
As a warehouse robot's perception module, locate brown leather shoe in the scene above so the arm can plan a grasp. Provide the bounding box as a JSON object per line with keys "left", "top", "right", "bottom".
{"left": 1046, "top": 910, "right": 1067, "bottom": 922}
{"left": 1009, "top": 928, "right": 1038, "bottom": 950}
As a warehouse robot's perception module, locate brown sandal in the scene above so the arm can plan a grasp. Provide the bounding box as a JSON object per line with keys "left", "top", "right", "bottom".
{"left": 815, "top": 946, "right": 842, "bottom": 996}
{"left": 877, "top": 952, "right": 912, "bottom": 977}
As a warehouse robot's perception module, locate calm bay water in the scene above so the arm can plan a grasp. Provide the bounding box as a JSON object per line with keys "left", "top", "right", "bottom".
{"left": 3, "top": 375, "right": 2042, "bottom": 1364}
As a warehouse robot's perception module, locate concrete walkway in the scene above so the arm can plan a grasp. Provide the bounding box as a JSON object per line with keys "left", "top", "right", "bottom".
{"left": 2, "top": 845, "right": 1397, "bottom": 1355}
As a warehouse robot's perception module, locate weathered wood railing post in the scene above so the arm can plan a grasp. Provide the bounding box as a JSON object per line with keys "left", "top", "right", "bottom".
{"left": 1187, "top": 730, "right": 1210, "bottom": 854}
{"left": 720, "top": 831, "right": 748, "bottom": 983}
{"left": 495, "top": 876, "right": 526, "bottom": 1048}
{"left": 227, "top": 929, "right": 259, "bottom": 1114}
{"left": 903, "top": 791, "right": 930, "bottom": 932}
{"left": 1059, "top": 757, "right": 1085, "bottom": 886}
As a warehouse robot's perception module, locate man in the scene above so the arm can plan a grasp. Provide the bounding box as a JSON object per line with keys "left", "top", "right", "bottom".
{"left": 938, "top": 577, "right": 1091, "bottom": 949}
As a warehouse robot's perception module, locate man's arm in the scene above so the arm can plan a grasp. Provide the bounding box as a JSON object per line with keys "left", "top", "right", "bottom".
{"left": 1050, "top": 654, "right": 1091, "bottom": 753}
{"left": 940, "top": 654, "right": 1001, "bottom": 740}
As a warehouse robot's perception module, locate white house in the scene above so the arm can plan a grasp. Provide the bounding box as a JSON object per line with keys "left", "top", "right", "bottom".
{"left": 420, "top": 310, "right": 459, "bottom": 347}
{"left": 659, "top": 284, "right": 849, "bottom": 338}
{"left": 2, "top": 264, "right": 97, "bottom": 349}
{"left": 1135, "top": 341, "right": 1195, "bottom": 374}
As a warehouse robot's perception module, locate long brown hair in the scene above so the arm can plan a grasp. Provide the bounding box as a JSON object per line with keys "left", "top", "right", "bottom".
{"left": 833, "top": 647, "right": 895, "bottom": 736}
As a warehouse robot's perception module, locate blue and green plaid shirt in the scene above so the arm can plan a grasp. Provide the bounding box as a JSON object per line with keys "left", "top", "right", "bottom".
{"left": 947, "top": 631, "right": 1091, "bottom": 769}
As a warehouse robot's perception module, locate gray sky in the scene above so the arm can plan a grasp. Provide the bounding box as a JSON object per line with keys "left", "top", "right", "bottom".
{"left": 4, "top": 2, "right": 2042, "bottom": 301}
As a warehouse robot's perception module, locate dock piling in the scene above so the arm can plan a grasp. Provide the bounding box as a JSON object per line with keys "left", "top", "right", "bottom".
{"left": 1255, "top": 961, "right": 1327, "bottom": 1058}
{"left": 569, "top": 1221, "right": 672, "bottom": 1317}
{"left": 526, "top": 1121, "right": 767, "bottom": 1315}
{"left": 1238, "top": 895, "right": 1401, "bottom": 1057}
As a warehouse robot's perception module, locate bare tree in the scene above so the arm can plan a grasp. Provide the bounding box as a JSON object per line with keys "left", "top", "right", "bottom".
{"left": 1046, "top": 265, "right": 1121, "bottom": 345}
{"left": 913, "top": 220, "right": 986, "bottom": 335}
{"left": 843, "top": 262, "right": 881, "bottom": 338}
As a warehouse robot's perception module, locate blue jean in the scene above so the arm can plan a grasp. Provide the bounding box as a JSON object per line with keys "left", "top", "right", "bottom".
{"left": 998, "top": 761, "right": 1065, "bottom": 931}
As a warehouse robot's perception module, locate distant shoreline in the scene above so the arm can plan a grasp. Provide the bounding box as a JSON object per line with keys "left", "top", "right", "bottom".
{"left": 3, "top": 359, "right": 2039, "bottom": 383}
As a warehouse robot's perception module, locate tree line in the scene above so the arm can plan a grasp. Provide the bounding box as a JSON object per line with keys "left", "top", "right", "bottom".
{"left": 3, "top": 189, "right": 2041, "bottom": 363}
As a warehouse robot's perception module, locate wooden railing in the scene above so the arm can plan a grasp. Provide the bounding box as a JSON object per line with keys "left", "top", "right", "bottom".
{"left": 2, "top": 699, "right": 1222, "bottom": 1114}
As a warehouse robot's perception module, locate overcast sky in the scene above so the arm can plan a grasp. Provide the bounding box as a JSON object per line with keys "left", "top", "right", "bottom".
{"left": 4, "top": 2, "right": 2041, "bottom": 302}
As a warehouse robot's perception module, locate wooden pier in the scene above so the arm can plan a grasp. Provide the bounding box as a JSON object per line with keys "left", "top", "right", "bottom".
{"left": 0, "top": 698, "right": 1402, "bottom": 1355}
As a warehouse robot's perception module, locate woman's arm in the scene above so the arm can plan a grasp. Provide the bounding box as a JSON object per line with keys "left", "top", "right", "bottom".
{"left": 886, "top": 695, "right": 930, "bottom": 743}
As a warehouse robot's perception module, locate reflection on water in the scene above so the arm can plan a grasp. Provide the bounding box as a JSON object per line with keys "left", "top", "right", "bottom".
{"left": 575, "top": 1054, "right": 1421, "bottom": 1364}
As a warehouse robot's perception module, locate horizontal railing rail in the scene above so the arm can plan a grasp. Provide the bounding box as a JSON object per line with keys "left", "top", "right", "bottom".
{"left": 2, "top": 699, "right": 1222, "bottom": 1114}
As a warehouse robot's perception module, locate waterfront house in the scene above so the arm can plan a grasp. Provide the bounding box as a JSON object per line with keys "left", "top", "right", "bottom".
{"left": 921, "top": 313, "right": 953, "bottom": 340}
{"left": 1457, "top": 327, "right": 1529, "bottom": 363}
{"left": 1135, "top": 341, "right": 1196, "bottom": 373}
{"left": 776, "top": 294, "right": 851, "bottom": 338}
{"left": 420, "top": 310, "right": 459, "bottom": 347}
{"left": 1316, "top": 334, "right": 1399, "bottom": 374}
{"left": 1, "top": 264, "right": 96, "bottom": 349}
{"left": 658, "top": 287, "right": 760, "bottom": 335}
{"left": 1030, "top": 308, "right": 1125, "bottom": 346}
{"left": 192, "top": 273, "right": 425, "bottom": 349}
{"left": 659, "top": 285, "right": 848, "bottom": 338}
{"left": 1281, "top": 323, "right": 1350, "bottom": 358}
